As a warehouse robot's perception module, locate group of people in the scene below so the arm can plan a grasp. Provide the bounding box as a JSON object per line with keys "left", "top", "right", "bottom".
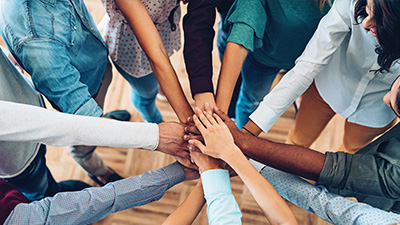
{"left": 1, "top": 0, "right": 400, "bottom": 224}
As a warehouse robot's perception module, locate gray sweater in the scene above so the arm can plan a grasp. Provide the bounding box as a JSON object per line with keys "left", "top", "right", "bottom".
{"left": 0, "top": 50, "right": 158, "bottom": 178}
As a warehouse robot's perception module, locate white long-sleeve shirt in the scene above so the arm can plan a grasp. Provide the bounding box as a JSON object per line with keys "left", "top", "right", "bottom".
{"left": 250, "top": 0, "right": 400, "bottom": 132}
{"left": 0, "top": 100, "right": 159, "bottom": 177}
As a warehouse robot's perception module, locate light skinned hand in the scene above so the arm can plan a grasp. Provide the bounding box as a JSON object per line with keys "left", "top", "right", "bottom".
{"left": 188, "top": 106, "right": 240, "bottom": 161}
{"left": 189, "top": 149, "right": 224, "bottom": 174}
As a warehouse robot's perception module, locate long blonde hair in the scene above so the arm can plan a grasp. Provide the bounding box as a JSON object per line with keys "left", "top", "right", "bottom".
{"left": 316, "top": 0, "right": 332, "bottom": 11}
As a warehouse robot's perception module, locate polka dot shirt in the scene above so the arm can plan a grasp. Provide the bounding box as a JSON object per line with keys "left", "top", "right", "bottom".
{"left": 99, "top": 0, "right": 181, "bottom": 78}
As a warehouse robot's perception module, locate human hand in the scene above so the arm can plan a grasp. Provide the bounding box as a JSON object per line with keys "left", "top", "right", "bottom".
{"left": 213, "top": 107, "right": 253, "bottom": 150}
{"left": 188, "top": 106, "right": 240, "bottom": 161}
{"left": 189, "top": 149, "right": 225, "bottom": 174}
{"left": 174, "top": 155, "right": 198, "bottom": 170}
{"left": 177, "top": 161, "right": 200, "bottom": 181}
{"left": 157, "top": 122, "right": 190, "bottom": 159}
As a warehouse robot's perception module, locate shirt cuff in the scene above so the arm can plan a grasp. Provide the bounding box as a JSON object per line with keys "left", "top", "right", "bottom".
{"left": 163, "top": 162, "right": 186, "bottom": 188}
{"left": 74, "top": 97, "right": 103, "bottom": 117}
{"left": 227, "top": 23, "right": 263, "bottom": 52}
{"left": 249, "top": 102, "right": 280, "bottom": 133}
{"left": 316, "top": 152, "right": 344, "bottom": 187}
{"left": 201, "top": 169, "right": 231, "bottom": 198}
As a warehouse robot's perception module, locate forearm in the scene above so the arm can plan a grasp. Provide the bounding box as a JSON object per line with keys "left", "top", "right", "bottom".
{"left": 0, "top": 101, "right": 159, "bottom": 149}
{"left": 115, "top": 0, "right": 193, "bottom": 122}
{"left": 162, "top": 182, "right": 205, "bottom": 225}
{"left": 224, "top": 150, "right": 297, "bottom": 225}
{"left": 150, "top": 54, "right": 194, "bottom": 122}
{"left": 183, "top": 0, "right": 219, "bottom": 97}
{"left": 260, "top": 166, "right": 400, "bottom": 224}
{"left": 215, "top": 42, "right": 248, "bottom": 113}
{"left": 236, "top": 133, "right": 325, "bottom": 181}
{"left": 7, "top": 163, "right": 185, "bottom": 224}
{"left": 201, "top": 169, "right": 242, "bottom": 225}
{"left": 194, "top": 92, "right": 216, "bottom": 109}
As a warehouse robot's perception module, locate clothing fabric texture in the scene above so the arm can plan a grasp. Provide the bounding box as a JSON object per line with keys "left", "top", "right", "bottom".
{"left": 259, "top": 166, "right": 400, "bottom": 224}
{"left": 287, "top": 82, "right": 396, "bottom": 152}
{"left": 5, "top": 145, "right": 90, "bottom": 202}
{"left": 0, "top": 179, "right": 29, "bottom": 225}
{"left": 0, "top": 0, "right": 117, "bottom": 177}
{"left": 0, "top": 49, "right": 91, "bottom": 201}
{"left": 201, "top": 169, "right": 242, "bottom": 225}
{"left": 225, "top": 0, "right": 331, "bottom": 128}
{"left": 5, "top": 162, "right": 184, "bottom": 224}
{"left": 100, "top": 0, "right": 181, "bottom": 78}
{"left": 0, "top": 0, "right": 108, "bottom": 117}
{"left": 99, "top": 0, "right": 180, "bottom": 123}
{"left": 250, "top": 0, "right": 400, "bottom": 133}
{"left": 317, "top": 121, "right": 400, "bottom": 212}
{"left": 183, "top": 0, "right": 234, "bottom": 97}
{"left": 116, "top": 65, "right": 162, "bottom": 123}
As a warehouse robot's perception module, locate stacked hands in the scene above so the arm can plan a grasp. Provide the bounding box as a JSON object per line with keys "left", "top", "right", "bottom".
{"left": 157, "top": 102, "right": 244, "bottom": 176}
{"left": 186, "top": 105, "right": 240, "bottom": 174}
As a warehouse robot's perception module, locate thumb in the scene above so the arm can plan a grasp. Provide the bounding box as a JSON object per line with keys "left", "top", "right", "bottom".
{"left": 213, "top": 107, "right": 230, "bottom": 122}
{"left": 189, "top": 139, "right": 206, "bottom": 153}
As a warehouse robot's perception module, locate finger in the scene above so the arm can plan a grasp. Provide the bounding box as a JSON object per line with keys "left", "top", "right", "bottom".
{"left": 193, "top": 114, "right": 207, "bottom": 134}
{"left": 195, "top": 107, "right": 212, "bottom": 128}
{"left": 185, "top": 125, "right": 201, "bottom": 135}
{"left": 179, "top": 150, "right": 190, "bottom": 159}
{"left": 213, "top": 107, "right": 230, "bottom": 121}
{"left": 204, "top": 102, "right": 213, "bottom": 114}
{"left": 205, "top": 111, "right": 218, "bottom": 126}
{"left": 213, "top": 113, "right": 224, "bottom": 125}
{"left": 184, "top": 133, "right": 204, "bottom": 142}
{"left": 189, "top": 139, "right": 206, "bottom": 153}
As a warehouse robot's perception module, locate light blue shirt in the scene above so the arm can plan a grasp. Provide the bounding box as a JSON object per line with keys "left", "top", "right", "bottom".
{"left": 260, "top": 165, "right": 400, "bottom": 225}
{"left": 0, "top": 0, "right": 108, "bottom": 117}
{"left": 5, "top": 162, "right": 185, "bottom": 225}
{"left": 201, "top": 169, "right": 242, "bottom": 225}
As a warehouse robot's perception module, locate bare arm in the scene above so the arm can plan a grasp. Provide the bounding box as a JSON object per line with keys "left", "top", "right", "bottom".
{"left": 162, "top": 182, "right": 205, "bottom": 225}
{"left": 115, "top": 0, "right": 193, "bottom": 122}
{"left": 213, "top": 107, "right": 325, "bottom": 181}
{"left": 189, "top": 107, "right": 297, "bottom": 225}
{"left": 215, "top": 42, "right": 248, "bottom": 113}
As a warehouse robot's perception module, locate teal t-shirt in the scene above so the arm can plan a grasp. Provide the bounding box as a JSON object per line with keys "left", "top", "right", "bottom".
{"left": 226, "top": 0, "right": 332, "bottom": 69}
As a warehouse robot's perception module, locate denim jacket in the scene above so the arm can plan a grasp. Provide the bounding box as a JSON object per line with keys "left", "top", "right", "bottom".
{"left": 0, "top": 0, "right": 108, "bottom": 116}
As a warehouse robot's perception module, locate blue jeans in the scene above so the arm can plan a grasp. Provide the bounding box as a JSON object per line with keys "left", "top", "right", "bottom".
{"left": 115, "top": 64, "right": 162, "bottom": 123}
{"left": 5, "top": 145, "right": 90, "bottom": 201}
{"left": 235, "top": 54, "right": 280, "bottom": 129}
{"left": 217, "top": 12, "right": 242, "bottom": 119}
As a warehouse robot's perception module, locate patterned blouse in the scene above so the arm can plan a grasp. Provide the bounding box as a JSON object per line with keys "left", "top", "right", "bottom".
{"left": 99, "top": 0, "right": 181, "bottom": 77}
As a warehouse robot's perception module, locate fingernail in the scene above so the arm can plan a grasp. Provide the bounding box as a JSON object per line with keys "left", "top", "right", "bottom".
{"left": 188, "top": 140, "right": 193, "bottom": 144}
{"left": 205, "top": 102, "right": 210, "bottom": 107}
{"left": 183, "top": 135, "right": 188, "bottom": 140}
{"left": 195, "top": 107, "right": 201, "bottom": 111}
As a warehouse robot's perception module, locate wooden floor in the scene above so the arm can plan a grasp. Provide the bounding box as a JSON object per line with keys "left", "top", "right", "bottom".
{"left": 8, "top": 1, "right": 348, "bottom": 224}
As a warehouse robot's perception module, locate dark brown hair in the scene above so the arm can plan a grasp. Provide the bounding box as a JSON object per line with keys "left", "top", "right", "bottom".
{"left": 355, "top": 0, "right": 400, "bottom": 73}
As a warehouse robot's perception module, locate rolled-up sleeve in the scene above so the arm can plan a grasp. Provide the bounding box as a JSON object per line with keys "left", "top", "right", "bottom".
{"left": 318, "top": 151, "right": 400, "bottom": 200}
{"left": 226, "top": 0, "right": 266, "bottom": 51}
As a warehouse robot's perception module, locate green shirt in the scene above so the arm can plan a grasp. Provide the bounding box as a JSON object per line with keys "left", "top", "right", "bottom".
{"left": 318, "top": 122, "right": 400, "bottom": 212}
{"left": 226, "top": 0, "right": 331, "bottom": 69}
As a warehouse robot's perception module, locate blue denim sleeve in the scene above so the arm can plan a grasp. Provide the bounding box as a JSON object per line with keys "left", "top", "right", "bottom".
{"left": 17, "top": 39, "right": 103, "bottom": 116}
{"left": 201, "top": 169, "right": 242, "bottom": 225}
{"left": 260, "top": 166, "right": 400, "bottom": 225}
{"left": 318, "top": 151, "right": 400, "bottom": 200}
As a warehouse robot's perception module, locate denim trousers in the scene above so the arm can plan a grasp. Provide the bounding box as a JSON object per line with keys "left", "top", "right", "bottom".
{"left": 235, "top": 54, "right": 280, "bottom": 129}
{"left": 5, "top": 145, "right": 89, "bottom": 202}
{"left": 115, "top": 64, "right": 162, "bottom": 124}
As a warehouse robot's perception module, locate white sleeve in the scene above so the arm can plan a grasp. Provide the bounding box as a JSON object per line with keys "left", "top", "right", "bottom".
{"left": 0, "top": 100, "right": 159, "bottom": 150}
{"left": 249, "top": 0, "right": 352, "bottom": 132}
